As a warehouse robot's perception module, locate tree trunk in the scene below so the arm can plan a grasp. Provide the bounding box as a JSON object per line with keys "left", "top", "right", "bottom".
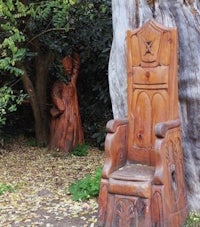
{"left": 21, "top": 66, "right": 47, "bottom": 146}
{"left": 109, "top": 0, "right": 200, "bottom": 211}
{"left": 35, "top": 51, "right": 54, "bottom": 145}
{"left": 19, "top": 48, "right": 54, "bottom": 146}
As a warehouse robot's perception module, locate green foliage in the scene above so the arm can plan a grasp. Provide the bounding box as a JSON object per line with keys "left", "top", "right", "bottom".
{"left": 0, "top": 86, "right": 26, "bottom": 126}
{"left": 0, "top": 0, "right": 29, "bottom": 76}
{"left": 184, "top": 212, "right": 200, "bottom": 226}
{"left": 0, "top": 183, "right": 15, "bottom": 196}
{"left": 1, "top": 0, "right": 112, "bottom": 85}
{"left": 77, "top": 0, "right": 112, "bottom": 147}
{"left": 71, "top": 144, "right": 89, "bottom": 156}
{"left": 0, "top": 0, "right": 112, "bottom": 142}
{"left": 69, "top": 167, "right": 102, "bottom": 201}
{"left": 0, "top": 1, "right": 29, "bottom": 127}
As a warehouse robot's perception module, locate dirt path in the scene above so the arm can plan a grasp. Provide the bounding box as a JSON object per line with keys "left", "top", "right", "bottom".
{"left": 0, "top": 137, "right": 104, "bottom": 227}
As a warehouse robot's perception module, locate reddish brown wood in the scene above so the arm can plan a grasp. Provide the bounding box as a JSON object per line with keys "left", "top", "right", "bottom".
{"left": 98, "top": 20, "right": 187, "bottom": 227}
{"left": 49, "top": 50, "right": 84, "bottom": 153}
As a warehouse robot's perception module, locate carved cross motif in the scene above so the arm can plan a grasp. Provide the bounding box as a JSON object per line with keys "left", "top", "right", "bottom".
{"left": 143, "top": 39, "right": 154, "bottom": 56}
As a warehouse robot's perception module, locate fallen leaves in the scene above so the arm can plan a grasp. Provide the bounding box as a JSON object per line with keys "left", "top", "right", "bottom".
{"left": 0, "top": 137, "right": 105, "bottom": 226}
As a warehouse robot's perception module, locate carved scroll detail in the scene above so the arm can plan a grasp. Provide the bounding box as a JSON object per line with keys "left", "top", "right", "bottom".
{"left": 113, "top": 197, "right": 147, "bottom": 227}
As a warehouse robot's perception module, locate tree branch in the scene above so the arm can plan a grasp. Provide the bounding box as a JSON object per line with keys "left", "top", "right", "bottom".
{"left": 27, "top": 27, "right": 73, "bottom": 45}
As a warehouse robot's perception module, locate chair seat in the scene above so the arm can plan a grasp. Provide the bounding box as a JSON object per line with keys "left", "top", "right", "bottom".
{"left": 108, "top": 164, "right": 155, "bottom": 198}
{"left": 109, "top": 164, "right": 155, "bottom": 181}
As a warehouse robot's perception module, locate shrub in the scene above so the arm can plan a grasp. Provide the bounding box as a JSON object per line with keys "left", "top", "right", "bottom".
{"left": 71, "top": 144, "right": 89, "bottom": 156}
{"left": 69, "top": 167, "right": 102, "bottom": 201}
{"left": 0, "top": 86, "right": 26, "bottom": 126}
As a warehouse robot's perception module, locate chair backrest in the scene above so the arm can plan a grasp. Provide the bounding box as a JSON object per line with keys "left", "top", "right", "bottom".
{"left": 126, "top": 20, "right": 178, "bottom": 166}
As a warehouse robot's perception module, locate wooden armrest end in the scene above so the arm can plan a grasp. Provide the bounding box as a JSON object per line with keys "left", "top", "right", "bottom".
{"left": 155, "top": 119, "right": 181, "bottom": 138}
{"left": 106, "top": 118, "right": 128, "bottom": 133}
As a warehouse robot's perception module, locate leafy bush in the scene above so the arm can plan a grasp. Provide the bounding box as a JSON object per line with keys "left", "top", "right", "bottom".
{"left": 71, "top": 144, "right": 89, "bottom": 156}
{"left": 0, "top": 183, "right": 15, "bottom": 196}
{"left": 69, "top": 167, "right": 102, "bottom": 201}
{"left": 1, "top": 0, "right": 112, "bottom": 145}
{"left": 77, "top": 0, "right": 113, "bottom": 149}
{"left": 0, "top": 86, "right": 26, "bottom": 126}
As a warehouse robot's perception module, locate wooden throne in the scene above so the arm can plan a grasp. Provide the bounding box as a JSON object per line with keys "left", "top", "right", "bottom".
{"left": 98, "top": 20, "right": 187, "bottom": 227}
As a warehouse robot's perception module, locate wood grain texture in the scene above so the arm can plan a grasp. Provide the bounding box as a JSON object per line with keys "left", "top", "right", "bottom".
{"left": 49, "top": 50, "right": 84, "bottom": 153}
{"left": 109, "top": 0, "right": 200, "bottom": 211}
{"left": 98, "top": 20, "right": 187, "bottom": 227}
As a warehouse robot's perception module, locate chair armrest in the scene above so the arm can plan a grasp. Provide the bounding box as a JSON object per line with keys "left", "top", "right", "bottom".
{"left": 102, "top": 118, "right": 128, "bottom": 179}
{"left": 106, "top": 118, "right": 128, "bottom": 133}
{"left": 155, "top": 119, "right": 181, "bottom": 138}
{"left": 153, "top": 119, "right": 182, "bottom": 185}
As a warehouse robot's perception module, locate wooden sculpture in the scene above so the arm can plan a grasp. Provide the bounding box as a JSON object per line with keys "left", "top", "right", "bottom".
{"left": 98, "top": 20, "right": 187, "bottom": 227}
{"left": 49, "top": 49, "right": 84, "bottom": 153}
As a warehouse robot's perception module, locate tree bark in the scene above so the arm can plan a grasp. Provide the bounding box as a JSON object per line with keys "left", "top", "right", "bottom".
{"left": 21, "top": 66, "right": 47, "bottom": 146}
{"left": 19, "top": 48, "right": 54, "bottom": 146}
{"left": 109, "top": 0, "right": 200, "bottom": 211}
{"left": 17, "top": 7, "right": 49, "bottom": 146}
{"left": 35, "top": 51, "right": 54, "bottom": 145}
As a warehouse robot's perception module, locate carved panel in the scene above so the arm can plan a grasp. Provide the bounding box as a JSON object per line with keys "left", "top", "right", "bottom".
{"left": 127, "top": 20, "right": 172, "bottom": 68}
{"left": 133, "top": 66, "right": 169, "bottom": 85}
{"left": 152, "top": 92, "right": 169, "bottom": 140}
{"left": 174, "top": 136, "right": 187, "bottom": 207}
{"left": 114, "top": 198, "right": 138, "bottom": 226}
{"left": 165, "top": 137, "right": 183, "bottom": 212}
{"left": 138, "top": 26, "right": 161, "bottom": 65}
{"left": 129, "top": 89, "right": 169, "bottom": 164}
{"left": 112, "top": 195, "right": 150, "bottom": 227}
{"left": 133, "top": 91, "right": 152, "bottom": 148}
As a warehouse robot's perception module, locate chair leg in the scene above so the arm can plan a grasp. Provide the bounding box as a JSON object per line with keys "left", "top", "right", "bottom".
{"left": 152, "top": 185, "right": 188, "bottom": 227}
{"left": 152, "top": 185, "right": 166, "bottom": 227}
{"left": 98, "top": 179, "right": 109, "bottom": 227}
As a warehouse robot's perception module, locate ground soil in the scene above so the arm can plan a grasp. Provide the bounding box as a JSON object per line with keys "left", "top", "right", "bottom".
{"left": 0, "top": 137, "right": 105, "bottom": 227}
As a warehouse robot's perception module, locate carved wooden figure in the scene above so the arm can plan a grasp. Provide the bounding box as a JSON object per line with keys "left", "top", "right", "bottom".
{"left": 98, "top": 20, "right": 187, "bottom": 227}
{"left": 49, "top": 50, "right": 84, "bottom": 153}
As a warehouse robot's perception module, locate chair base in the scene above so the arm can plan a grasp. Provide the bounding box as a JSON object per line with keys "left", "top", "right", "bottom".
{"left": 98, "top": 189, "right": 188, "bottom": 227}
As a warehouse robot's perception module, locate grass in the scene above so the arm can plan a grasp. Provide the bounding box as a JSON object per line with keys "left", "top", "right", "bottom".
{"left": 0, "top": 183, "right": 16, "bottom": 195}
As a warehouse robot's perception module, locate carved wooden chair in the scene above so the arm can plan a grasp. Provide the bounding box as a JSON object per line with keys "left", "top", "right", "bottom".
{"left": 98, "top": 20, "right": 187, "bottom": 227}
